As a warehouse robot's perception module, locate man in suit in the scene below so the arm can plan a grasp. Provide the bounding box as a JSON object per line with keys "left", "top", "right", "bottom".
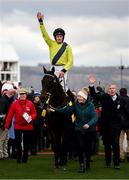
{"left": 88, "top": 75, "right": 122, "bottom": 169}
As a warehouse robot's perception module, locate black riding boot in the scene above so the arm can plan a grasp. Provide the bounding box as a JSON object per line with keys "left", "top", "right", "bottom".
{"left": 78, "top": 163, "right": 85, "bottom": 173}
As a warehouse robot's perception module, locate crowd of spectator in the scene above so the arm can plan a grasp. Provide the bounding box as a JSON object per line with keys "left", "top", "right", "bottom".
{"left": 0, "top": 77, "right": 129, "bottom": 172}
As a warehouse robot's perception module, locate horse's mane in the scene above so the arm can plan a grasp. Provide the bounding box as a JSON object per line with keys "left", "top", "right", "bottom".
{"left": 41, "top": 66, "right": 67, "bottom": 107}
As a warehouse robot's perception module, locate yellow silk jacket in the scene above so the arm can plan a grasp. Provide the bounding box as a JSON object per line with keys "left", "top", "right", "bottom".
{"left": 40, "top": 24, "right": 74, "bottom": 71}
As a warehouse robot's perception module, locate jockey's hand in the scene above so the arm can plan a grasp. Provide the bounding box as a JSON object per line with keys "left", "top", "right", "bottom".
{"left": 37, "top": 12, "right": 44, "bottom": 22}
{"left": 59, "top": 71, "right": 65, "bottom": 78}
{"left": 83, "top": 124, "right": 89, "bottom": 129}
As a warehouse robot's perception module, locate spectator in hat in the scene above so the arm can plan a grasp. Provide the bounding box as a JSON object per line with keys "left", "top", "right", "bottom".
{"left": 0, "top": 83, "right": 16, "bottom": 160}
{"left": 48, "top": 89, "right": 97, "bottom": 173}
{"left": 4, "top": 88, "right": 37, "bottom": 163}
{"left": 30, "top": 91, "right": 44, "bottom": 155}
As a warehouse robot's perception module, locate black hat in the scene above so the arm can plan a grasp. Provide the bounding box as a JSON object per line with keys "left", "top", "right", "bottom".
{"left": 53, "top": 28, "right": 65, "bottom": 37}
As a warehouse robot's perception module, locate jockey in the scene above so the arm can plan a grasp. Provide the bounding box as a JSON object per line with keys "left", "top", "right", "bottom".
{"left": 37, "top": 12, "right": 74, "bottom": 91}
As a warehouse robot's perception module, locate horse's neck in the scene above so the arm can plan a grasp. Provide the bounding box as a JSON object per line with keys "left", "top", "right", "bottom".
{"left": 51, "top": 91, "right": 67, "bottom": 107}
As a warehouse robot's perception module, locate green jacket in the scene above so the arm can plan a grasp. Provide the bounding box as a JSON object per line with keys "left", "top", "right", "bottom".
{"left": 40, "top": 24, "right": 74, "bottom": 71}
{"left": 55, "top": 98, "right": 98, "bottom": 133}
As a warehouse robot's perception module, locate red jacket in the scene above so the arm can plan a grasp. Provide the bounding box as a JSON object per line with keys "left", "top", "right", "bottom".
{"left": 5, "top": 99, "right": 37, "bottom": 130}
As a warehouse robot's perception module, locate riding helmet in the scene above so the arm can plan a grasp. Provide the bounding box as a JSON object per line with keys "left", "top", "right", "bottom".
{"left": 53, "top": 28, "right": 65, "bottom": 38}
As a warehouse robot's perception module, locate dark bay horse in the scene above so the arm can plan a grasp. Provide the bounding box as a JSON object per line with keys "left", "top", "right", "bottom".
{"left": 41, "top": 66, "right": 72, "bottom": 169}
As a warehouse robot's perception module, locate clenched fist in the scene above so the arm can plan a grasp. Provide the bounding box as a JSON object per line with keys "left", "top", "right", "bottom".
{"left": 37, "top": 12, "right": 44, "bottom": 21}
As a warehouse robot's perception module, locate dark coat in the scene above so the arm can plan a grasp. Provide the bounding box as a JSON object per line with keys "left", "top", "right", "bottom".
{"left": 33, "top": 102, "right": 44, "bottom": 128}
{"left": 0, "top": 95, "right": 14, "bottom": 114}
{"left": 89, "top": 86, "right": 122, "bottom": 132}
{"left": 119, "top": 95, "right": 129, "bottom": 130}
{"left": 0, "top": 94, "right": 14, "bottom": 129}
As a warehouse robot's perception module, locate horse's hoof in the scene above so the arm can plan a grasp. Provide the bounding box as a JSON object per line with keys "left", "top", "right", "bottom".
{"left": 55, "top": 166, "right": 59, "bottom": 169}
{"left": 62, "top": 166, "right": 67, "bottom": 171}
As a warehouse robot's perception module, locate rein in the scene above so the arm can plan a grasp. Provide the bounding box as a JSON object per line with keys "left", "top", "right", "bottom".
{"left": 43, "top": 73, "right": 56, "bottom": 79}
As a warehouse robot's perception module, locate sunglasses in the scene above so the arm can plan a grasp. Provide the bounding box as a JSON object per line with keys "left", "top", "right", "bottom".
{"left": 19, "top": 93, "right": 26, "bottom": 95}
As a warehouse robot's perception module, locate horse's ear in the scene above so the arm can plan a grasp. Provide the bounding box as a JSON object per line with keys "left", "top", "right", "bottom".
{"left": 43, "top": 66, "right": 48, "bottom": 74}
{"left": 51, "top": 66, "right": 55, "bottom": 75}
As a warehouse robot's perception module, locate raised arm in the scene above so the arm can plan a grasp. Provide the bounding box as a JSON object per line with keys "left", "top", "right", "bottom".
{"left": 37, "top": 12, "right": 53, "bottom": 46}
{"left": 88, "top": 74, "right": 97, "bottom": 98}
{"left": 88, "top": 74, "right": 104, "bottom": 102}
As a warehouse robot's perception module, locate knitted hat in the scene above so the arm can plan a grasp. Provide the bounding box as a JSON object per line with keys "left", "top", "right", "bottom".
{"left": 77, "top": 90, "right": 88, "bottom": 100}
{"left": 1, "top": 83, "right": 14, "bottom": 92}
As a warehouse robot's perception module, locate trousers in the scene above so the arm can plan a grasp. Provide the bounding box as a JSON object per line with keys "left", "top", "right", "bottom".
{"left": 119, "top": 129, "right": 129, "bottom": 159}
{"left": 0, "top": 129, "right": 9, "bottom": 159}
{"left": 51, "top": 65, "right": 68, "bottom": 91}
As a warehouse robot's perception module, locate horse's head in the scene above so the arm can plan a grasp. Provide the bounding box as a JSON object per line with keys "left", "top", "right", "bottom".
{"left": 41, "top": 66, "right": 65, "bottom": 106}
{"left": 41, "top": 66, "right": 62, "bottom": 95}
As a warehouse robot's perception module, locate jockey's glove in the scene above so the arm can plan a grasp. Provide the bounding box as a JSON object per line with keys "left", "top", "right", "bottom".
{"left": 61, "top": 69, "right": 67, "bottom": 73}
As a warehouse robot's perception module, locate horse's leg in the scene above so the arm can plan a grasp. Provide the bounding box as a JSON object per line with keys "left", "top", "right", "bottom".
{"left": 51, "top": 131, "right": 61, "bottom": 168}
{"left": 54, "top": 152, "right": 60, "bottom": 168}
{"left": 59, "top": 132, "right": 68, "bottom": 169}
{"left": 55, "top": 134, "right": 62, "bottom": 168}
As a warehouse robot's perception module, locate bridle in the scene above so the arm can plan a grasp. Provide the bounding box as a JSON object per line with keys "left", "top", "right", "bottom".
{"left": 42, "top": 73, "right": 67, "bottom": 108}
{"left": 42, "top": 73, "right": 58, "bottom": 106}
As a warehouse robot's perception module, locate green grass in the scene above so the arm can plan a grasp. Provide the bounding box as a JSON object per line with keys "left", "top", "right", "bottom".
{"left": 0, "top": 154, "right": 129, "bottom": 179}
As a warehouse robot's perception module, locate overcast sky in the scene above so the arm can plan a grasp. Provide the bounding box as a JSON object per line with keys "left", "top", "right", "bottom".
{"left": 0, "top": 0, "right": 129, "bottom": 67}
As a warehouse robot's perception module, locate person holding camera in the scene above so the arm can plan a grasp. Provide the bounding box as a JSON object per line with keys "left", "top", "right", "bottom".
{"left": 4, "top": 88, "right": 37, "bottom": 163}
